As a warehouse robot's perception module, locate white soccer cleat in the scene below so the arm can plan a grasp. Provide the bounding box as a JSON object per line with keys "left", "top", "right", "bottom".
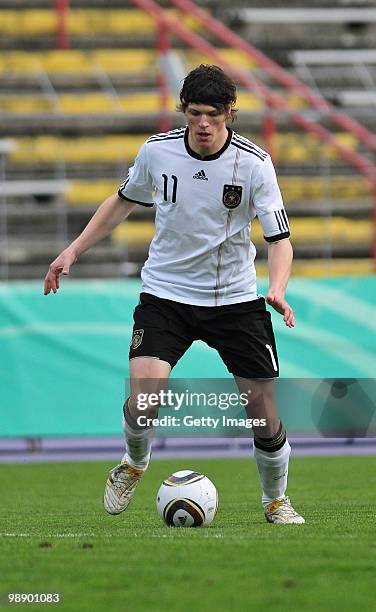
{"left": 104, "top": 461, "right": 145, "bottom": 515}
{"left": 264, "top": 496, "right": 305, "bottom": 524}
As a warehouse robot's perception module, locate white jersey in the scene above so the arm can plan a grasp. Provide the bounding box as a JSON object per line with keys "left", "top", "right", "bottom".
{"left": 118, "top": 127, "right": 290, "bottom": 306}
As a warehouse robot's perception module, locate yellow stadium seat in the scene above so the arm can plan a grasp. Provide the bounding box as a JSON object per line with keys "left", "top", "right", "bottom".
{"left": 268, "top": 133, "right": 359, "bottom": 164}
{"left": 289, "top": 258, "right": 374, "bottom": 278}
{"left": 279, "top": 176, "right": 372, "bottom": 202}
{"left": 67, "top": 10, "right": 155, "bottom": 35}
{"left": 112, "top": 222, "right": 155, "bottom": 247}
{"left": 252, "top": 216, "right": 371, "bottom": 244}
{"left": 92, "top": 50, "right": 155, "bottom": 74}
{"left": 118, "top": 93, "right": 176, "bottom": 113}
{"left": 0, "top": 91, "right": 176, "bottom": 116}
{"left": 289, "top": 217, "right": 371, "bottom": 243}
{"left": 230, "top": 91, "right": 262, "bottom": 111}
{"left": 184, "top": 48, "right": 257, "bottom": 71}
{"left": 0, "top": 50, "right": 156, "bottom": 76}
{"left": 112, "top": 217, "right": 371, "bottom": 248}
{"left": 285, "top": 93, "right": 308, "bottom": 110}
{"left": 325, "top": 133, "right": 359, "bottom": 160}
{"left": 0, "top": 8, "right": 204, "bottom": 37}
{"left": 20, "top": 10, "right": 56, "bottom": 35}
{"left": 0, "top": 52, "right": 43, "bottom": 73}
{"left": 66, "top": 9, "right": 203, "bottom": 36}
{"left": 0, "top": 97, "right": 54, "bottom": 113}
{"left": 43, "top": 50, "right": 93, "bottom": 74}
{"left": 0, "top": 11, "right": 19, "bottom": 35}
{"left": 10, "top": 136, "right": 148, "bottom": 165}
{"left": 0, "top": 10, "right": 55, "bottom": 35}
{"left": 67, "top": 180, "right": 119, "bottom": 205}
{"left": 59, "top": 94, "right": 116, "bottom": 113}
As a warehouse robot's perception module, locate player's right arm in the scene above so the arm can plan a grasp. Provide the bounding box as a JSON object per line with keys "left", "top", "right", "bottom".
{"left": 44, "top": 193, "right": 135, "bottom": 295}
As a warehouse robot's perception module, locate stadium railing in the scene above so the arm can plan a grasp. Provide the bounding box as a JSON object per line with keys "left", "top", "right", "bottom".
{"left": 128, "top": 0, "right": 376, "bottom": 265}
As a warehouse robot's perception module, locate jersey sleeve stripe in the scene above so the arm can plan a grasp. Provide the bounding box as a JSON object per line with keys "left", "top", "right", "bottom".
{"left": 117, "top": 190, "right": 154, "bottom": 207}
{"left": 275, "top": 210, "right": 289, "bottom": 232}
{"left": 147, "top": 128, "right": 185, "bottom": 139}
{"left": 281, "top": 209, "right": 290, "bottom": 230}
{"left": 147, "top": 134, "right": 185, "bottom": 143}
{"left": 274, "top": 210, "right": 283, "bottom": 232}
{"left": 278, "top": 209, "right": 289, "bottom": 231}
{"left": 147, "top": 129, "right": 185, "bottom": 143}
{"left": 232, "top": 141, "right": 266, "bottom": 161}
{"left": 148, "top": 130, "right": 185, "bottom": 139}
{"left": 233, "top": 134, "right": 267, "bottom": 158}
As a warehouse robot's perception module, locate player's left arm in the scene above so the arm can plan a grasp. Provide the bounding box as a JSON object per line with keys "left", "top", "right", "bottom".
{"left": 250, "top": 155, "right": 294, "bottom": 328}
{"left": 266, "top": 238, "right": 294, "bottom": 328}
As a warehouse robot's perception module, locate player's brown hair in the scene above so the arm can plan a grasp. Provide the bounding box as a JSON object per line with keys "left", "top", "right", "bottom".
{"left": 178, "top": 64, "right": 237, "bottom": 120}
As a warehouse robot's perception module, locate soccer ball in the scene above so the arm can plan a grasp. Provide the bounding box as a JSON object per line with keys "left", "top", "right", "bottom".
{"left": 156, "top": 470, "right": 218, "bottom": 527}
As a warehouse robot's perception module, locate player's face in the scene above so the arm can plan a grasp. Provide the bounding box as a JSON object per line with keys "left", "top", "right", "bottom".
{"left": 185, "top": 103, "right": 230, "bottom": 156}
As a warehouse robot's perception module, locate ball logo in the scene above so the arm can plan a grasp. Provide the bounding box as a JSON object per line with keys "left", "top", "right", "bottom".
{"left": 222, "top": 184, "right": 242, "bottom": 209}
{"left": 132, "top": 329, "right": 144, "bottom": 349}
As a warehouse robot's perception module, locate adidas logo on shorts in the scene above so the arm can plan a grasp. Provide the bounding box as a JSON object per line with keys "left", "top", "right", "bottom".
{"left": 193, "top": 170, "right": 208, "bottom": 180}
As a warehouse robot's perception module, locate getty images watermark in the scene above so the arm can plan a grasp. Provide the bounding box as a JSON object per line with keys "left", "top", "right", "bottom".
{"left": 124, "top": 378, "right": 376, "bottom": 438}
{"left": 135, "top": 388, "right": 267, "bottom": 430}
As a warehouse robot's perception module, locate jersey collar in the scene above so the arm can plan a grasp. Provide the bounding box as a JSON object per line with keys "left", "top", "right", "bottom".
{"left": 184, "top": 127, "right": 233, "bottom": 161}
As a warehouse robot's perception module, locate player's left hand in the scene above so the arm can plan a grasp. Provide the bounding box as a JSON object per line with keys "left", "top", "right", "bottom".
{"left": 266, "top": 291, "right": 295, "bottom": 328}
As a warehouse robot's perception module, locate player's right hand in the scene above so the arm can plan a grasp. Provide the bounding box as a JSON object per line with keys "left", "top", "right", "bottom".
{"left": 44, "top": 248, "right": 77, "bottom": 295}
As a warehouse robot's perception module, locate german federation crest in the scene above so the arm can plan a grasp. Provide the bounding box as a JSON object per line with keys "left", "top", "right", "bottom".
{"left": 131, "top": 329, "right": 144, "bottom": 349}
{"left": 222, "top": 184, "right": 243, "bottom": 209}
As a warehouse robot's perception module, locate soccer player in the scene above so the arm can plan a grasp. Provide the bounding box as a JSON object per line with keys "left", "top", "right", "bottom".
{"left": 44, "top": 65, "right": 304, "bottom": 525}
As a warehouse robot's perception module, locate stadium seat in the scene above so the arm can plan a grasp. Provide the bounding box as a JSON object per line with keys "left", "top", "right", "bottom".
{"left": 0, "top": 93, "right": 176, "bottom": 115}
{"left": 0, "top": 9, "right": 204, "bottom": 37}
{"left": 9, "top": 136, "right": 146, "bottom": 165}
{"left": 8, "top": 134, "right": 361, "bottom": 167}
{"left": 243, "top": 217, "right": 371, "bottom": 244}
{"left": 0, "top": 97, "right": 54, "bottom": 113}
{"left": 66, "top": 10, "right": 155, "bottom": 35}
{"left": 112, "top": 222, "right": 156, "bottom": 247}
{"left": 118, "top": 93, "right": 176, "bottom": 114}
{"left": 42, "top": 51, "right": 93, "bottom": 74}
{"left": 291, "top": 259, "right": 374, "bottom": 277}
{"left": 66, "top": 180, "right": 119, "bottom": 206}
{"left": 0, "top": 50, "right": 156, "bottom": 76}
{"left": 91, "top": 50, "right": 155, "bottom": 74}
{"left": 268, "top": 133, "right": 359, "bottom": 164}
{"left": 0, "top": 52, "right": 43, "bottom": 73}
{"left": 111, "top": 216, "right": 371, "bottom": 248}
{"left": 59, "top": 94, "right": 116, "bottom": 114}
{"left": 279, "top": 176, "right": 372, "bottom": 202}
{"left": 0, "top": 10, "right": 55, "bottom": 35}
{"left": 184, "top": 48, "right": 257, "bottom": 71}
{"left": 288, "top": 217, "right": 372, "bottom": 243}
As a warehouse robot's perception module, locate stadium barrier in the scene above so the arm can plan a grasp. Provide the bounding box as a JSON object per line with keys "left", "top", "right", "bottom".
{"left": 0, "top": 277, "right": 375, "bottom": 438}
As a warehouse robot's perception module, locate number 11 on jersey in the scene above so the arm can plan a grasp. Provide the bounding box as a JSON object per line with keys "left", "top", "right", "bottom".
{"left": 162, "top": 174, "right": 178, "bottom": 203}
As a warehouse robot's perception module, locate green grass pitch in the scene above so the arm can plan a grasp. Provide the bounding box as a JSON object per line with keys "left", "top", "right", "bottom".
{"left": 0, "top": 456, "right": 375, "bottom": 612}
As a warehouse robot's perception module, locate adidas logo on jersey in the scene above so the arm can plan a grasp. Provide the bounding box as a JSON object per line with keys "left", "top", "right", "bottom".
{"left": 193, "top": 170, "right": 208, "bottom": 180}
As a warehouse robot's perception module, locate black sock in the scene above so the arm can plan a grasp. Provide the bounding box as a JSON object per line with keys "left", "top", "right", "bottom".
{"left": 254, "top": 421, "right": 287, "bottom": 452}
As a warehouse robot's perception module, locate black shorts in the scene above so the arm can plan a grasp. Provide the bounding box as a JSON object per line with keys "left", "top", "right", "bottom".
{"left": 129, "top": 293, "right": 279, "bottom": 379}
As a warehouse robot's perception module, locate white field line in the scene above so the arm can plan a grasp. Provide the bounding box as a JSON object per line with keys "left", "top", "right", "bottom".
{"left": 0, "top": 532, "right": 95, "bottom": 538}
{"left": 0, "top": 531, "right": 224, "bottom": 539}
